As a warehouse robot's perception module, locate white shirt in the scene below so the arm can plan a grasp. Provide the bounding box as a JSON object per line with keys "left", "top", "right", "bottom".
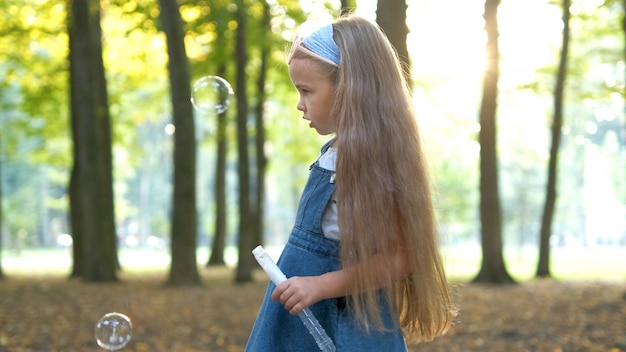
{"left": 318, "top": 146, "right": 339, "bottom": 240}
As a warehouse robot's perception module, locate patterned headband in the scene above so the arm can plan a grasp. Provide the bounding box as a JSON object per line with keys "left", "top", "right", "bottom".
{"left": 301, "top": 24, "right": 340, "bottom": 66}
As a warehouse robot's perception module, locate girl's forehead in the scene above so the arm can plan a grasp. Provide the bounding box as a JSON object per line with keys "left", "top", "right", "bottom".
{"left": 289, "top": 57, "right": 325, "bottom": 77}
{"left": 289, "top": 56, "right": 313, "bottom": 69}
{"left": 288, "top": 58, "right": 312, "bottom": 77}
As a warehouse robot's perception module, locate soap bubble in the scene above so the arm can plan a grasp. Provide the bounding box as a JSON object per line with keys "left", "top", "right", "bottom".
{"left": 191, "top": 75, "right": 234, "bottom": 114}
{"left": 95, "top": 312, "right": 133, "bottom": 351}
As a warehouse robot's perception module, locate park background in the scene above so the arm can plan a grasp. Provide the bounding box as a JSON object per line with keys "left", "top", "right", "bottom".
{"left": 1, "top": 0, "right": 625, "bottom": 350}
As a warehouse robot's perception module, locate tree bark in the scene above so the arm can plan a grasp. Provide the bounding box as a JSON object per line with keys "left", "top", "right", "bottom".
{"left": 252, "top": 0, "right": 270, "bottom": 251}
{"left": 160, "top": 0, "right": 201, "bottom": 286}
{"left": 376, "top": 0, "right": 411, "bottom": 81}
{"left": 234, "top": 0, "right": 255, "bottom": 283}
{"left": 208, "top": 67, "right": 228, "bottom": 267}
{"left": 67, "top": 0, "right": 117, "bottom": 282}
{"left": 537, "top": 0, "right": 571, "bottom": 278}
{"left": 473, "top": 0, "right": 514, "bottom": 284}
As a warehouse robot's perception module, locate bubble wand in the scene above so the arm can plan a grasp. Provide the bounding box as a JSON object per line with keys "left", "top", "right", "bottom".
{"left": 252, "top": 246, "right": 336, "bottom": 352}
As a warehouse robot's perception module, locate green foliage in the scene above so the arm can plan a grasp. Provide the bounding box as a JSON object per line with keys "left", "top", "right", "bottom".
{"left": 518, "top": 0, "right": 626, "bottom": 247}
{"left": 1, "top": 159, "right": 39, "bottom": 246}
{"left": 1, "top": 0, "right": 623, "bottom": 253}
{"left": 0, "top": 1, "right": 69, "bottom": 165}
{"left": 565, "top": 1, "right": 625, "bottom": 241}
{"left": 0, "top": 1, "right": 70, "bottom": 248}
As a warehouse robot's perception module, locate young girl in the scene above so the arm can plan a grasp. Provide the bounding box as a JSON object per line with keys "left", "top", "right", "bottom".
{"left": 246, "top": 15, "right": 455, "bottom": 351}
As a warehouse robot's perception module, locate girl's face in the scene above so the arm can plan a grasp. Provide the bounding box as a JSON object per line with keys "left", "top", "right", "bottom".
{"left": 288, "top": 57, "right": 336, "bottom": 135}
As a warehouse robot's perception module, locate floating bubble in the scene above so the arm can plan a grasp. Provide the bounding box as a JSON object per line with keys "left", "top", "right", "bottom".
{"left": 95, "top": 312, "right": 133, "bottom": 351}
{"left": 191, "top": 75, "right": 234, "bottom": 114}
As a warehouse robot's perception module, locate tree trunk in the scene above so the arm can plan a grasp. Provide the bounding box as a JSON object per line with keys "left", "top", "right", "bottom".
{"left": 537, "top": 0, "right": 571, "bottom": 278}
{"left": 251, "top": 0, "right": 270, "bottom": 250}
{"left": 206, "top": 12, "right": 232, "bottom": 267}
{"left": 67, "top": 0, "right": 117, "bottom": 282}
{"left": 68, "top": 165, "right": 82, "bottom": 278}
{"left": 160, "top": 0, "right": 201, "bottom": 286}
{"left": 208, "top": 65, "right": 228, "bottom": 267}
{"left": 376, "top": 0, "right": 410, "bottom": 81}
{"left": 473, "top": 0, "right": 514, "bottom": 284}
{"left": 234, "top": 0, "right": 255, "bottom": 283}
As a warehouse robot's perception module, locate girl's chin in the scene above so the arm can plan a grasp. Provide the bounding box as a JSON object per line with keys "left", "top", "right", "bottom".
{"left": 314, "top": 129, "right": 333, "bottom": 136}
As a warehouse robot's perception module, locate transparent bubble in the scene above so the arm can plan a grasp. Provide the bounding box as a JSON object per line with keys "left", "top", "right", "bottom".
{"left": 95, "top": 312, "right": 133, "bottom": 351}
{"left": 191, "top": 75, "right": 234, "bottom": 114}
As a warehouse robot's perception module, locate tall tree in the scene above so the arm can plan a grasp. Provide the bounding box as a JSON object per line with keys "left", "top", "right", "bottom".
{"left": 251, "top": 0, "right": 271, "bottom": 251}
{"left": 160, "top": 0, "right": 201, "bottom": 286}
{"left": 473, "top": 0, "right": 514, "bottom": 284}
{"left": 537, "top": 0, "right": 571, "bottom": 278}
{"left": 204, "top": 4, "right": 235, "bottom": 267}
{"left": 207, "top": 65, "right": 229, "bottom": 267}
{"left": 376, "top": 0, "right": 410, "bottom": 81}
{"left": 234, "top": 0, "right": 255, "bottom": 283}
{"left": 67, "top": 0, "right": 118, "bottom": 282}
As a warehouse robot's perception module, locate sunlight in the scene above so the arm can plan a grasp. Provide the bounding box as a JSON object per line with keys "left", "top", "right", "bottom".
{"left": 408, "top": 0, "right": 485, "bottom": 79}
{"left": 345, "top": 0, "right": 566, "bottom": 158}
{"left": 301, "top": 0, "right": 563, "bottom": 94}
{"left": 499, "top": 0, "right": 563, "bottom": 88}
{"left": 353, "top": 0, "right": 562, "bottom": 90}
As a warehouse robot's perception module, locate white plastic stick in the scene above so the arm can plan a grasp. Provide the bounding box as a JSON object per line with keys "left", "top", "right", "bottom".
{"left": 252, "top": 246, "right": 336, "bottom": 352}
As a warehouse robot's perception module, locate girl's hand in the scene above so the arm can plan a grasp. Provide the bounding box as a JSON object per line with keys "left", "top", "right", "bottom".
{"left": 271, "top": 276, "right": 321, "bottom": 315}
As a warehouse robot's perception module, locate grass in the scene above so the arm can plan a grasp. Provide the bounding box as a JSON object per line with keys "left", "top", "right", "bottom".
{"left": 1, "top": 246, "right": 625, "bottom": 351}
{"left": 443, "top": 244, "right": 626, "bottom": 282}
{"left": 1, "top": 244, "right": 624, "bottom": 282}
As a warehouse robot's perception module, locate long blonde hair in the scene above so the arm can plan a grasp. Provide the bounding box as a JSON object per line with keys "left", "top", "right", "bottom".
{"left": 290, "top": 15, "right": 455, "bottom": 343}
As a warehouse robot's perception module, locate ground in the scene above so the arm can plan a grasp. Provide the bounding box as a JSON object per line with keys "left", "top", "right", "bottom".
{"left": 0, "top": 268, "right": 624, "bottom": 352}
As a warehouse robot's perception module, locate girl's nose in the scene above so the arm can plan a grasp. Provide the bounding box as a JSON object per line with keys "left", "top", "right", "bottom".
{"left": 296, "top": 97, "right": 305, "bottom": 112}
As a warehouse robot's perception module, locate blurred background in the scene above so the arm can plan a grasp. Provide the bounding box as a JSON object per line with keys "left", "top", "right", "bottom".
{"left": 0, "top": 0, "right": 624, "bottom": 283}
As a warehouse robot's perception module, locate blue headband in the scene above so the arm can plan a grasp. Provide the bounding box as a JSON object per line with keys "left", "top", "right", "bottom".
{"left": 302, "top": 24, "right": 340, "bottom": 66}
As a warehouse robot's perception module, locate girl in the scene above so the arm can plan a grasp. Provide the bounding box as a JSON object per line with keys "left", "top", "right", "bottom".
{"left": 246, "top": 15, "right": 455, "bottom": 351}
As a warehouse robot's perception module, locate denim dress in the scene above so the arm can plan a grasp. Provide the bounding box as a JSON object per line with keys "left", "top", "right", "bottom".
{"left": 245, "top": 142, "right": 407, "bottom": 352}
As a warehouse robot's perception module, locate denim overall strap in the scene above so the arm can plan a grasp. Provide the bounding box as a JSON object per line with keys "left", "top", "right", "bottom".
{"left": 245, "top": 140, "right": 407, "bottom": 352}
